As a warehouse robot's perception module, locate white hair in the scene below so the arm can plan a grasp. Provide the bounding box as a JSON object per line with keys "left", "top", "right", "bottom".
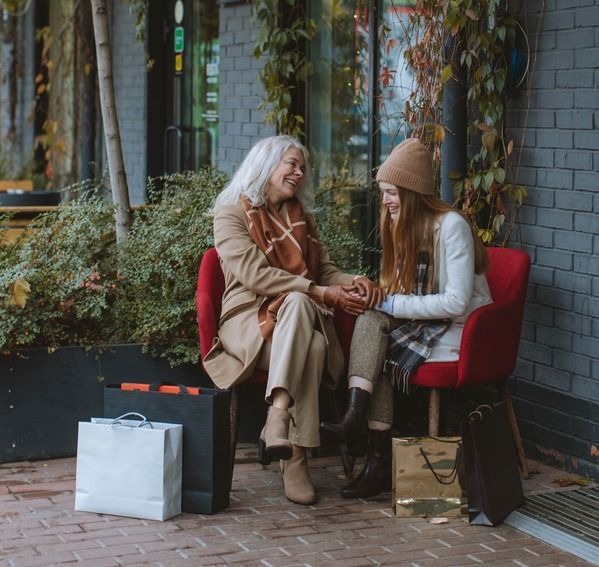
{"left": 210, "top": 135, "right": 315, "bottom": 214}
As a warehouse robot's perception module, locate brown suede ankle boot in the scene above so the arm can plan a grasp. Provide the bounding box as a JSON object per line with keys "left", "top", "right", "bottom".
{"left": 280, "top": 445, "right": 316, "bottom": 505}
{"left": 259, "top": 406, "right": 293, "bottom": 462}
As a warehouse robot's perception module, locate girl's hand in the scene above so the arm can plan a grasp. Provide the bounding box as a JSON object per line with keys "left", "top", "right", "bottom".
{"left": 353, "top": 276, "right": 386, "bottom": 309}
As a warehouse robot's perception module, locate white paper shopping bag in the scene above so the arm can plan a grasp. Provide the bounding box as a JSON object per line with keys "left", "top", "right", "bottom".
{"left": 75, "top": 412, "right": 183, "bottom": 521}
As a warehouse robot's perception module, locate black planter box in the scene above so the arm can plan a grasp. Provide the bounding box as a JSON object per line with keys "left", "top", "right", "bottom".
{"left": 0, "top": 190, "right": 61, "bottom": 207}
{"left": 0, "top": 344, "right": 210, "bottom": 463}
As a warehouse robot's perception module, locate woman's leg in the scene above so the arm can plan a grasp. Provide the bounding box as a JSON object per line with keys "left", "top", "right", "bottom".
{"left": 259, "top": 292, "right": 326, "bottom": 452}
{"left": 281, "top": 327, "right": 325, "bottom": 505}
{"left": 260, "top": 292, "right": 325, "bottom": 504}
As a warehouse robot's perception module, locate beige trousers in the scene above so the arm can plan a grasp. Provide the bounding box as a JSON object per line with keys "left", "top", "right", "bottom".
{"left": 257, "top": 292, "right": 326, "bottom": 448}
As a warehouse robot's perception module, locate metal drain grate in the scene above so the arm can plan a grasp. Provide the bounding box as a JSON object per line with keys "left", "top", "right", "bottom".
{"left": 505, "top": 486, "right": 599, "bottom": 565}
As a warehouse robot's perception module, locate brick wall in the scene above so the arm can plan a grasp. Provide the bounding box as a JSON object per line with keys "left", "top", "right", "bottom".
{"left": 218, "top": 1, "right": 275, "bottom": 175}
{"left": 111, "top": 0, "right": 147, "bottom": 204}
{"left": 507, "top": 0, "right": 599, "bottom": 478}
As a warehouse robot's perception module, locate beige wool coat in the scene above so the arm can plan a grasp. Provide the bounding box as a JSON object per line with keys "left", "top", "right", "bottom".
{"left": 203, "top": 202, "right": 356, "bottom": 390}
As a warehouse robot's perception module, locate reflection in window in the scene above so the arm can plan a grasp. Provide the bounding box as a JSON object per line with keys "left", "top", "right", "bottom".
{"left": 307, "top": 1, "right": 415, "bottom": 269}
{"left": 379, "top": 0, "right": 415, "bottom": 160}
{"left": 308, "top": 1, "right": 370, "bottom": 182}
{"left": 182, "top": 0, "right": 219, "bottom": 169}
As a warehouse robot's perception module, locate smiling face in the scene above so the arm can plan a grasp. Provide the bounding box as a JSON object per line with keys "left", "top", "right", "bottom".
{"left": 265, "top": 148, "right": 306, "bottom": 208}
{"left": 379, "top": 181, "right": 401, "bottom": 220}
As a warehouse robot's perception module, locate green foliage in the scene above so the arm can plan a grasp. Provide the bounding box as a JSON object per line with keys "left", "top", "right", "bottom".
{"left": 0, "top": 183, "right": 120, "bottom": 353}
{"left": 0, "top": 168, "right": 362, "bottom": 366}
{"left": 123, "top": 0, "right": 148, "bottom": 44}
{"left": 444, "top": 0, "right": 527, "bottom": 244}
{"left": 253, "top": 0, "right": 316, "bottom": 137}
{"left": 0, "top": 171, "right": 225, "bottom": 365}
{"left": 397, "top": 0, "right": 528, "bottom": 244}
{"left": 314, "top": 172, "right": 365, "bottom": 274}
{"left": 116, "top": 169, "right": 225, "bottom": 366}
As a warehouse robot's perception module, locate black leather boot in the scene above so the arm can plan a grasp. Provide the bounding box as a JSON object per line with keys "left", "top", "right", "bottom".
{"left": 320, "top": 387, "right": 370, "bottom": 457}
{"left": 341, "top": 429, "right": 392, "bottom": 499}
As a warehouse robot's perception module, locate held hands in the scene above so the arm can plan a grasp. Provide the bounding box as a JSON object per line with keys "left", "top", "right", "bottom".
{"left": 309, "top": 284, "right": 366, "bottom": 316}
{"left": 352, "top": 276, "right": 386, "bottom": 309}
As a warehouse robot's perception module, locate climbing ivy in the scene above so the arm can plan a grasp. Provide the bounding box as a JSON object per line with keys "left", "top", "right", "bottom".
{"left": 384, "top": 0, "right": 530, "bottom": 244}
{"left": 253, "top": 0, "right": 316, "bottom": 138}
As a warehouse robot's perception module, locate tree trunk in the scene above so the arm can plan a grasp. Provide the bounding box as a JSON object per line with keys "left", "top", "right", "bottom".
{"left": 90, "top": 0, "right": 131, "bottom": 242}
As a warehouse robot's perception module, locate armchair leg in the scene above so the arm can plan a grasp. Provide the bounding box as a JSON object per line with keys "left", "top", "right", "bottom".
{"left": 498, "top": 381, "right": 530, "bottom": 479}
{"left": 428, "top": 388, "right": 441, "bottom": 437}
{"left": 228, "top": 386, "right": 240, "bottom": 492}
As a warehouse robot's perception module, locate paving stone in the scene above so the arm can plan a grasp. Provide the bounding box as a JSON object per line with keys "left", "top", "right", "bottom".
{"left": 0, "top": 450, "right": 595, "bottom": 566}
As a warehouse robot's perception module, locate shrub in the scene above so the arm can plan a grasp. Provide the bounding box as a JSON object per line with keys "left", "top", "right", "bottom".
{"left": 0, "top": 188, "right": 119, "bottom": 353}
{"left": 0, "top": 168, "right": 363, "bottom": 365}
{"left": 117, "top": 169, "right": 226, "bottom": 366}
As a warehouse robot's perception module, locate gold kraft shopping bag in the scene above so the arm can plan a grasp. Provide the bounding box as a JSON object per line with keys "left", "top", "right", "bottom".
{"left": 392, "top": 436, "right": 466, "bottom": 517}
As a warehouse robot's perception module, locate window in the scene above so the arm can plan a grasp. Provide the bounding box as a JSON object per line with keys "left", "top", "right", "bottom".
{"left": 307, "top": 0, "right": 414, "bottom": 265}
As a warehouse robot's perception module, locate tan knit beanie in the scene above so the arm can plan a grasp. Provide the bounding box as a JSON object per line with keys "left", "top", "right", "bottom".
{"left": 375, "top": 138, "right": 434, "bottom": 195}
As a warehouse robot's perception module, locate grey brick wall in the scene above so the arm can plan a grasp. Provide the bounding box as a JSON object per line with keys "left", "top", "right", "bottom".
{"left": 507, "top": 0, "right": 599, "bottom": 478}
{"left": 218, "top": 1, "right": 275, "bottom": 175}
{"left": 111, "top": 0, "right": 147, "bottom": 204}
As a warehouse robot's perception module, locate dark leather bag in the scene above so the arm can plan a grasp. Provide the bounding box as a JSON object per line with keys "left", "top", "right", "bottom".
{"left": 462, "top": 401, "right": 524, "bottom": 526}
{"left": 104, "top": 383, "right": 230, "bottom": 515}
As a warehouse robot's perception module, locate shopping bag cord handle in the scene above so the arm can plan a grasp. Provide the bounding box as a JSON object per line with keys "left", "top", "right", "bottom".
{"left": 467, "top": 404, "right": 494, "bottom": 422}
{"left": 111, "top": 412, "right": 154, "bottom": 428}
{"left": 419, "top": 447, "right": 460, "bottom": 485}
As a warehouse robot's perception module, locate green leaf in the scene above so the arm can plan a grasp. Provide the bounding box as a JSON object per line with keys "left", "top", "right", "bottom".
{"left": 493, "top": 167, "right": 506, "bottom": 184}
{"left": 492, "top": 213, "right": 506, "bottom": 233}
{"left": 441, "top": 65, "right": 453, "bottom": 83}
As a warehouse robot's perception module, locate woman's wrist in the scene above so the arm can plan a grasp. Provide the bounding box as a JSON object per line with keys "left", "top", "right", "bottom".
{"left": 308, "top": 283, "right": 326, "bottom": 302}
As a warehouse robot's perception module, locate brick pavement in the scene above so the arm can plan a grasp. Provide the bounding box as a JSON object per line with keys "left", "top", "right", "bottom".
{"left": 0, "top": 447, "right": 594, "bottom": 566}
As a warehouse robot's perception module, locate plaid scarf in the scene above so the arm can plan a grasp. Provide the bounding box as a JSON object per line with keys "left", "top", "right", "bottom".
{"left": 384, "top": 251, "right": 451, "bottom": 393}
{"left": 241, "top": 196, "right": 328, "bottom": 340}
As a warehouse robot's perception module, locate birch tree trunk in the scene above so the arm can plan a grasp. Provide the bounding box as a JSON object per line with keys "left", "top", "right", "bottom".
{"left": 90, "top": 0, "right": 131, "bottom": 242}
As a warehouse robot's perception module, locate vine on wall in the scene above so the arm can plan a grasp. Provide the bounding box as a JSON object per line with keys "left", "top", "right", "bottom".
{"left": 446, "top": 0, "right": 527, "bottom": 244}
{"left": 253, "top": 0, "right": 316, "bottom": 138}
{"left": 384, "top": 0, "right": 528, "bottom": 244}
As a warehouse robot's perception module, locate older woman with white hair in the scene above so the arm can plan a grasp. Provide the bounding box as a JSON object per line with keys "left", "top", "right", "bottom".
{"left": 204, "top": 135, "right": 383, "bottom": 505}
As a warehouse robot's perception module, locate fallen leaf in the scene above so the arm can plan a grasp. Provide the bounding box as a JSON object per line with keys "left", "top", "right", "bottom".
{"left": 553, "top": 476, "right": 589, "bottom": 487}
{"left": 6, "top": 278, "right": 31, "bottom": 308}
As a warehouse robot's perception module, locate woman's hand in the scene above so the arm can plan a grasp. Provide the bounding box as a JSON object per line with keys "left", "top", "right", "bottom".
{"left": 309, "top": 284, "right": 366, "bottom": 316}
{"left": 353, "top": 276, "right": 386, "bottom": 309}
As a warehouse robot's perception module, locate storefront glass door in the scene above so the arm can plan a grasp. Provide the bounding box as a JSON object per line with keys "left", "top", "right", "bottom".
{"left": 164, "top": 0, "right": 219, "bottom": 173}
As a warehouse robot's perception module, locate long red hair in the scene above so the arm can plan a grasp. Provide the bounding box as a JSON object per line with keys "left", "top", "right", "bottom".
{"left": 379, "top": 188, "right": 489, "bottom": 294}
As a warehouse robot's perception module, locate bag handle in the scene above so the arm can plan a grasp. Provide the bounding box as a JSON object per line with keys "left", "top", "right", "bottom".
{"left": 467, "top": 404, "right": 494, "bottom": 423}
{"left": 111, "top": 412, "right": 154, "bottom": 428}
{"left": 148, "top": 382, "right": 189, "bottom": 394}
{"left": 419, "top": 445, "right": 461, "bottom": 485}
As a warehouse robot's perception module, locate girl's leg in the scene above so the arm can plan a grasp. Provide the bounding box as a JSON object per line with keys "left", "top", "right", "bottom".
{"left": 321, "top": 310, "right": 397, "bottom": 456}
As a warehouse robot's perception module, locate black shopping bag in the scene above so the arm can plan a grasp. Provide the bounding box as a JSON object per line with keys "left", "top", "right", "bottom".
{"left": 104, "top": 383, "right": 230, "bottom": 514}
{"left": 462, "top": 401, "right": 524, "bottom": 526}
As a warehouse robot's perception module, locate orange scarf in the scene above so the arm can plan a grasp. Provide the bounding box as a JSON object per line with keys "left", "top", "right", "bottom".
{"left": 241, "top": 197, "right": 323, "bottom": 340}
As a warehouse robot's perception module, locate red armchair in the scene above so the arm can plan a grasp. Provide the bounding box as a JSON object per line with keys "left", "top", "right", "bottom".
{"left": 196, "top": 247, "right": 356, "bottom": 479}
{"left": 197, "top": 246, "right": 531, "bottom": 479}
{"left": 410, "top": 247, "right": 531, "bottom": 476}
